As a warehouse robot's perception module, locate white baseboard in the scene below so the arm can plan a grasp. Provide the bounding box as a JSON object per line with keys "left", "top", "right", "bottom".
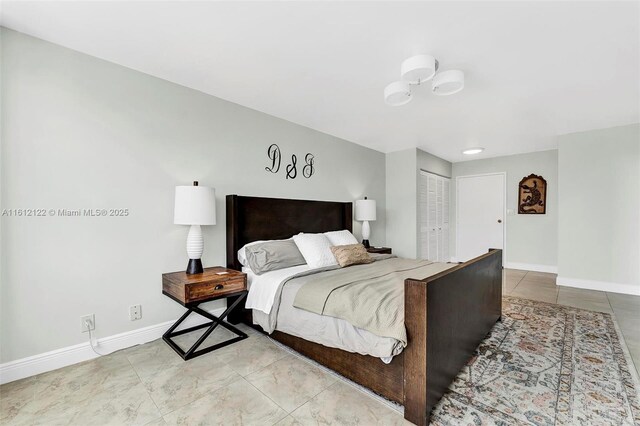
{"left": 557, "top": 276, "right": 640, "bottom": 296}
{"left": 504, "top": 262, "right": 558, "bottom": 274}
{"left": 0, "top": 307, "right": 226, "bottom": 385}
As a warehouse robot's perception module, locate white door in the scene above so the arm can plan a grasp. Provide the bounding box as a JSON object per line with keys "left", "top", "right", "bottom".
{"left": 419, "top": 171, "right": 450, "bottom": 262}
{"left": 456, "top": 173, "right": 505, "bottom": 262}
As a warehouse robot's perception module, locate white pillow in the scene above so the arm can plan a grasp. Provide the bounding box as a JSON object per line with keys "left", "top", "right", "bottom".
{"left": 293, "top": 233, "right": 338, "bottom": 269}
{"left": 324, "top": 230, "right": 358, "bottom": 246}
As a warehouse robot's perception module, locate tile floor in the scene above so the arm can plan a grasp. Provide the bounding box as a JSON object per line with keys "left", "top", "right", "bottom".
{"left": 1, "top": 269, "right": 639, "bottom": 425}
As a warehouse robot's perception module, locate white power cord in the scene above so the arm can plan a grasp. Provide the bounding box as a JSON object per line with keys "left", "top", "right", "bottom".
{"left": 85, "top": 319, "right": 111, "bottom": 356}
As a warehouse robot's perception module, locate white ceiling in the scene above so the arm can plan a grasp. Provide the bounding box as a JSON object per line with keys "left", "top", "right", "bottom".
{"left": 2, "top": 1, "right": 639, "bottom": 162}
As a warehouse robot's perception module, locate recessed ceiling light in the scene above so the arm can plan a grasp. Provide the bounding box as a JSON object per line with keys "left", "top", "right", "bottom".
{"left": 462, "top": 147, "right": 484, "bottom": 155}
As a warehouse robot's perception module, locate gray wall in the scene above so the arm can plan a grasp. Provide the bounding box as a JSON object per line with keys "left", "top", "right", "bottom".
{"left": 557, "top": 124, "right": 640, "bottom": 293}
{"left": 385, "top": 148, "right": 451, "bottom": 259}
{"left": 451, "top": 150, "right": 558, "bottom": 269}
{"left": 417, "top": 148, "right": 452, "bottom": 178}
{"left": 0, "top": 29, "right": 386, "bottom": 362}
{"left": 385, "top": 149, "right": 417, "bottom": 258}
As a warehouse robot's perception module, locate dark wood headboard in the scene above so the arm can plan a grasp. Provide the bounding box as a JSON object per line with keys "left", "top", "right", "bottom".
{"left": 226, "top": 195, "right": 353, "bottom": 270}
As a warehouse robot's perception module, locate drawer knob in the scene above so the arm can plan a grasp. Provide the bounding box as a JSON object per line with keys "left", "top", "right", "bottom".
{"left": 214, "top": 284, "right": 224, "bottom": 290}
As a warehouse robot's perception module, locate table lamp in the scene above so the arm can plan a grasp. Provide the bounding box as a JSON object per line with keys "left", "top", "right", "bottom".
{"left": 355, "top": 196, "right": 376, "bottom": 248}
{"left": 174, "top": 181, "right": 216, "bottom": 274}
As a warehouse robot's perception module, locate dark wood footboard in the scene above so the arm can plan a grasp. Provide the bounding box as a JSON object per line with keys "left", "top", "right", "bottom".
{"left": 404, "top": 249, "right": 503, "bottom": 425}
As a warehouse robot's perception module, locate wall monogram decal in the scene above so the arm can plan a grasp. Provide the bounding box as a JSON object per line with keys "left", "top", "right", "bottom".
{"left": 303, "top": 153, "right": 315, "bottom": 178}
{"left": 265, "top": 144, "right": 281, "bottom": 174}
{"left": 286, "top": 155, "right": 298, "bottom": 179}
{"left": 265, "top": 144, "right": 315, "bottom": 180}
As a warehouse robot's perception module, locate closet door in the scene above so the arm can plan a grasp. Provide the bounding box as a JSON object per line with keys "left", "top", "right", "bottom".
{"left": 419, "top": 171, "right": 451, "bottom": 262}
{"left": 427, "top": 173, "right": 439, "bottom": 261}
{"left": 418, "top": 173, "right": 430, "bottom": 259}
{"left": 441, "top": 178, "right": 450, "bottom": 262}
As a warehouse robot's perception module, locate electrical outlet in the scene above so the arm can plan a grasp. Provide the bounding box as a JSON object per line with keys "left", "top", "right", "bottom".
{"left": 129, "top": 304, "right": 142, "bottom": 321}
{"left": 81, "top": 314, "right": 95, "bottom": 333}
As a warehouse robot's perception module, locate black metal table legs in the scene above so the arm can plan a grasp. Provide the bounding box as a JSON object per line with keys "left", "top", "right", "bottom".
{"left": 162, "top": 292, "right": 248, "bottom": 360}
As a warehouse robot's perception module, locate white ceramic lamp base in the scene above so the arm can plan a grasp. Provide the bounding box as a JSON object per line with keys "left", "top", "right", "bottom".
{"left": 362, "top": 220, "right": 371, "bottom": 248}
{"left": 186, "top": 224, "right": 204, "bottom": 274}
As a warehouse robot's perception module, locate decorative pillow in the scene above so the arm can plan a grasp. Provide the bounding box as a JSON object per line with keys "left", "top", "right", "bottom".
{"left": 245, "top": 240, "right": 306, "bottom": 275}
{"left": 292, "top": 233, "right": 338, "bottom": 269}
{"left": 324, "top": 230, "right": 359, "bottom": 246}
{"left": 330, "top": 244, "right": 373, "bottom": 267}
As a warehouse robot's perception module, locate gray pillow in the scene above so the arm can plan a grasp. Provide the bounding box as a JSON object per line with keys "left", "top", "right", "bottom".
{"left": 245, "top": 240, "right": 306, "bottom": 275}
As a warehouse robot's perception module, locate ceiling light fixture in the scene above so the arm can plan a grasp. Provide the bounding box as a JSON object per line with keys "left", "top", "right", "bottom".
{"left": 462, "top": 147, "right": 484, "bottom": 155}
{"left": 401, "top": 54, "right": 438, "bottom": 84}
{"left": 385, "top": 54, "right": 464, "bottom": 106}
{"left": 384, "top": 81, "right": 412, "bottom": 106}
{"left": 432, "top": 70, "right": 465, "bottom": 96}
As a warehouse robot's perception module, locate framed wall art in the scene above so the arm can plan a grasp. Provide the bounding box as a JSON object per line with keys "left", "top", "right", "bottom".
{"left": 518, "top": 174, "right": 547, "bottom": 214}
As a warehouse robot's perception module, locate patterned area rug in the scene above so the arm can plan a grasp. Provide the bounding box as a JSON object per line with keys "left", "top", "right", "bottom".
{"left": 431, "top": 296, "right": 640, "bottom": 426}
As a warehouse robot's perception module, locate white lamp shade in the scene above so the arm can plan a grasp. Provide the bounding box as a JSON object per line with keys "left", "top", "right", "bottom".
{"left": 355, "top": 199, "right": 377, "bottom": 221}
{"left": 174, "top": 185, "right": 217, "bottom": 225}
{"left": 401, "top": 55, "right": 437, "bottom": 84}
{"left": 384, "top": 81, "right": 412, "bottom": 106}
{"left": 432, "top": 70, "right": 465, "bottom": 96}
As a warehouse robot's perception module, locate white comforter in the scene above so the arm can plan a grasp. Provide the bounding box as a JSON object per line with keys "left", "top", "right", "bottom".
{"left": 243, "top": 264, "right": 311, "bottom": 314}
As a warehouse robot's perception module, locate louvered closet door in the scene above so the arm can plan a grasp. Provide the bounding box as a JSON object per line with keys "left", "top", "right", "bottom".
{"left": 419, "top": 171, "right": 451, "bottom": 262}
{"left": 418, "top": 173, "right": 430, "bottom": 259}
{"left": 441, "top": 178, "right": 450, "bottom": 261}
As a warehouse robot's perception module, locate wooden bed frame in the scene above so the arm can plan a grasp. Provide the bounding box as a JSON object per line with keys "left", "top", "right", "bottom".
{"left": 225, "top": 195, "right": 502, "bottom": 425}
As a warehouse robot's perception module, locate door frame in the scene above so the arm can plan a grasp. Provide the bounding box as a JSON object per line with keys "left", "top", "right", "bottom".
{"left": 455, "top": 172, "right": 507, "bottom": 263}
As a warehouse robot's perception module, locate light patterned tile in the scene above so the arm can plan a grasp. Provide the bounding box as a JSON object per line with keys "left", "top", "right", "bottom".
{"left": 511, "top": 284, "right": 558, "bottom": 304}
{"left": 246, "top": 355, "right": 336, "bottom": 412}
{"left": 613, "top": 310, "right": 640, "bottom": 333}
{"left": 9, "top": 353, "right": 160, "bottom": 425}
{"left": 144, "top": 417, "right": 167, "bottom": 426}
{"left": 0, "top": 377, "right": 36, "bottom": 424}
{"left": 517, "top": 277, "right": 557, "bottom": 290}
{"left": 524, "top": 271, "right": 557, "bottom": 281}
{"left": 140, "top": 353, "right": 241, "bottom": 414}
{"left": 607, "top": 292, "right": 640, "bottom": 312}
{"left": 274, "top": 415, "right": 303, "bottom": 426}
{"left": 125, "top": 339, "right": 184, "bottom": 380}
{"left": 557, "top": 287, "right": 612, "bottom": 313}
{"left": 290, "top": 381, "right": 408, "bottom": 425}
{"left": 623, "top": 334, "right": 640, "bottom": 377}
{"left": 163, "top": 378, "right": 287, "bottom": 426}
{"left": 503, "top": 279, "right": 519, "bottom": 295}
{"left": 214, "top": 335, "right": 289, "bottom": 376}
{"left": 504, "top": 269, "right": 527, "bottom": 281}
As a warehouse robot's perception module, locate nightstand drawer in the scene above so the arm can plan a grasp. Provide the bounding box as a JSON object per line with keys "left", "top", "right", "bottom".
{"left": 186, "top": 277, "right": 246, "bottom": 302}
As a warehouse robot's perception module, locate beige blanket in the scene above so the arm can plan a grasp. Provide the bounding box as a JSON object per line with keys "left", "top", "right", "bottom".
{"left": 293, "top": 257, "right": 455, "bottom": 346}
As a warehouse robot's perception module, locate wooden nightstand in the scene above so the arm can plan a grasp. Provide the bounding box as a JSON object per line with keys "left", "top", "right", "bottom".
{"left": 162, "top": 267, "right": 248, "bottom": 360}
{"left": 367, "top": 246, "right": 392, "bottom": 255}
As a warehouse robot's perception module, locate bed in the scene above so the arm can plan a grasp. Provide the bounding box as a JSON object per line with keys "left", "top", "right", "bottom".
{"left": 225, "top": 195, "right": 502, "bottom": 425}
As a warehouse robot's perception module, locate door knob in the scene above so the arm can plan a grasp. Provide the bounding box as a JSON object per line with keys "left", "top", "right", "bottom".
{"left": 497, "top": 219, "right": 502, "bottom": 223}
